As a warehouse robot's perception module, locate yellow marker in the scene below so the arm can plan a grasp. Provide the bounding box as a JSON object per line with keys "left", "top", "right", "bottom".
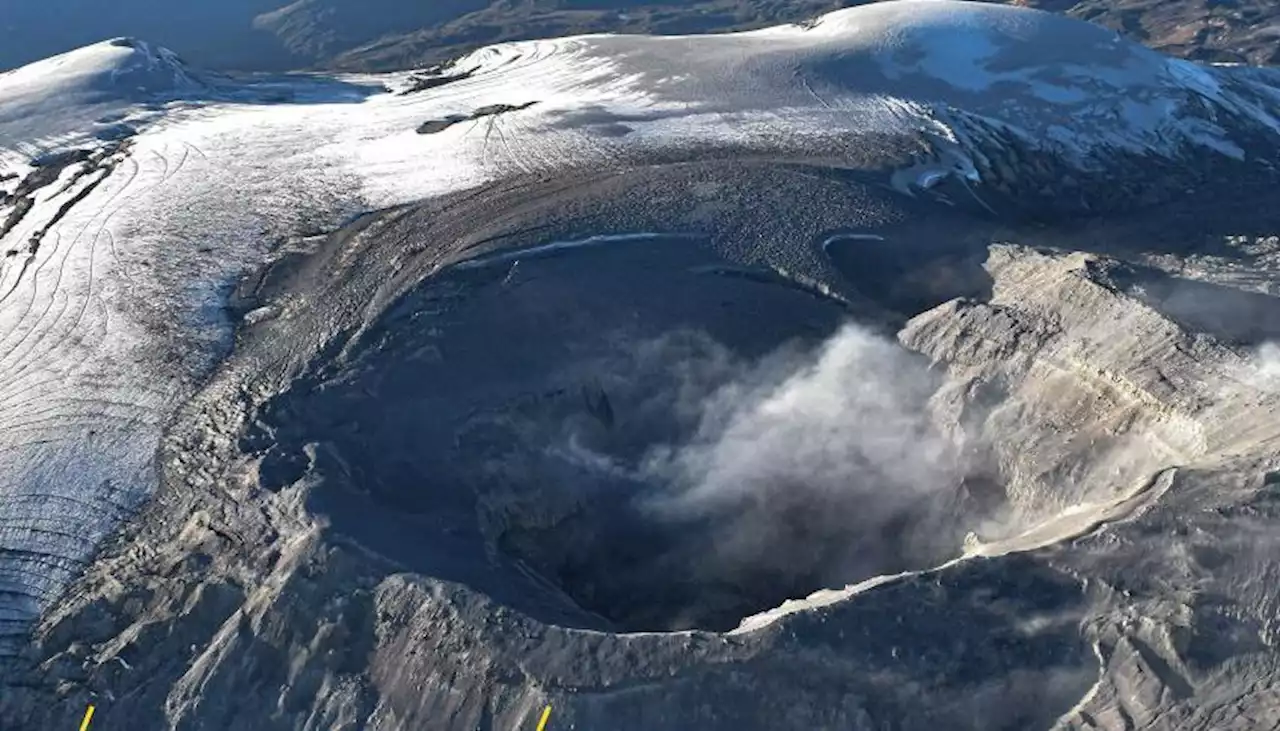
{"left": 78, "top": 705, "right": 95, "bottom": 731}
{"left": 535, "top": 705, "right": 552, "bottom": 731}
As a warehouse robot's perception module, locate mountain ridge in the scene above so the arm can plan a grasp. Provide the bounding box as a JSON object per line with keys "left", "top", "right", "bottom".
{"left": 3, "top": 0, "right": 1279, "bottom": 75}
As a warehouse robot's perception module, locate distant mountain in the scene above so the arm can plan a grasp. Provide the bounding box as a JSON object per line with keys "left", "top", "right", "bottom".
{"left": 1065, "top": 0, "right": 1280, "bottom": 65}
{"left": 322, "top": 0, "right": 852, "bottom": 71}
{"left": 326, "top": 0, "right": 1280, "bottom": 71}
{"left": 1, "top": 0, "right": 1278, "bottom": 74}
{"left": 0, "top": 0, "right": 292, "bottom": 71}
{"left": 250, "top": 0, "right": 491, "bottom": 64}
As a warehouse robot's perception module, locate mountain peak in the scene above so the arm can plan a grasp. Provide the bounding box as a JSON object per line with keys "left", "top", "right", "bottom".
{"left": 1, "top": 36, "right": 205, "bottom": 101}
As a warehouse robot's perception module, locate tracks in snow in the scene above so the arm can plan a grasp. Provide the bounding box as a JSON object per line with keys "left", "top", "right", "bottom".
{"left": 0, "top": 138, "right": 200, "bottom": 659}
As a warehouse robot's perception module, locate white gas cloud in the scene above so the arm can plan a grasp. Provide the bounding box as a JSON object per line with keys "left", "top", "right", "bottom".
{"left": 632, "top": 323, "right": 978, "bottom": 586}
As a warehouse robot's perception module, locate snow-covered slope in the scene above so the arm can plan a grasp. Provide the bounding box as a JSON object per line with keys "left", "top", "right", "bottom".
{"left": 0, "top": 0, "right": 1279, "bottom": 669}
{"left": 0, "top": 38, "right": 216, "bottom": 159}
{"left": 6, "top": 1, "right": 1279, "bottom": 204}
{"left": 764, "top": 1, "right": 1280, "bottom": 159}
{"left": 0, "top": 37, "right": 204, "bottom": 100}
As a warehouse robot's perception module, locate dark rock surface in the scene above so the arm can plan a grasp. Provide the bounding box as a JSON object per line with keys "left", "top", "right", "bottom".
{"left": 416, "top": 102, "right": 539, "bottom": 134}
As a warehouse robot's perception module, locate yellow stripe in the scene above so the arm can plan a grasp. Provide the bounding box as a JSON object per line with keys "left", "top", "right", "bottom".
{"left": 535, "top": 705, "right": 553, "bottom": 731}
{"left": 78, "top": 706, "right": 95, "bottom": 731}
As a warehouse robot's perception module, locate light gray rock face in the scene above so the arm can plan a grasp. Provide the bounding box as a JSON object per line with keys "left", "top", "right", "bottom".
{"left": 3, "top": 3, "right": 1280, "bottom": 730}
